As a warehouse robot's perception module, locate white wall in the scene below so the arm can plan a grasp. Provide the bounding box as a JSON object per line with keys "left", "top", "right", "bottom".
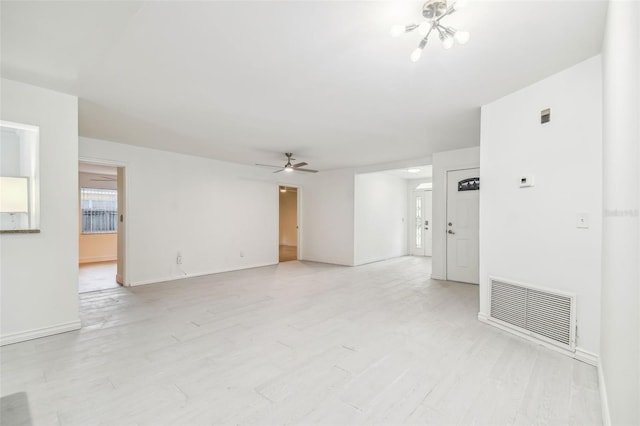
{"left": 479, "top": 56, "right": 603, "bottom": 356}
{"left": 600, "top": 2, "right": 639, "bottom": 424}
{"left": 0, "top": 79, "right": 80, "bottom": 345}
{"left": 300, "top": 169, "right": 355, "bottom": 266}
{"left": 431, "top": 147, "right": 480, "bottom": 279}
{"left": 354, "top": 172, "right": 408, "bottom": 265}
{"left": 79, "top": 137, "right": 281, "bottom": 285}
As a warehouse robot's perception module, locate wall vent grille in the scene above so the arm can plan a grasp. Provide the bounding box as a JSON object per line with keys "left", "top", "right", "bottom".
{"left": 488, "top": 278, "right": 576, "bottom": 351}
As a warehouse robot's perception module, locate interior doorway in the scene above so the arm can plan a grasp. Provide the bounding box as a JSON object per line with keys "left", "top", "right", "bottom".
{"left": 279, "top": 185, "right": 298, "bottom": 262}
{"left": 446, "top": 168, "right": 480, "bottom": 284}
{"left": 411, "top": 189, "right": 433, "bottom": 256}
{"left": 78, "top": 161, "right": 126, "bottom": 292}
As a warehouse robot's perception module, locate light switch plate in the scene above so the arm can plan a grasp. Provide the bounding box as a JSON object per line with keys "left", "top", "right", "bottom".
{"left": 576, "top": 213, "right": 589, "bottom": 229}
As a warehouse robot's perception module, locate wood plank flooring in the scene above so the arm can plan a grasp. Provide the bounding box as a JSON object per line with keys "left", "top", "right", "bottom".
{"left": 1, "top": 257, "right": 602, "bottom": 425}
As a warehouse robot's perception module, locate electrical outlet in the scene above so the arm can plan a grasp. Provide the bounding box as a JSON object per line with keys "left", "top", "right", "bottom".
{"left": 240, "top": 251, "right": 244, "bottom": 258}
{"left": 176, "top": 252, "right": 183, "bottom": 264}
{"left": 576, "top": 213, "right": 589, "bottom": 229}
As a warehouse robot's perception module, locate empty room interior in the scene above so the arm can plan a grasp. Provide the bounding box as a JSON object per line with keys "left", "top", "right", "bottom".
{"left": 0, "top": 1, "right": 638, "bottom": 425}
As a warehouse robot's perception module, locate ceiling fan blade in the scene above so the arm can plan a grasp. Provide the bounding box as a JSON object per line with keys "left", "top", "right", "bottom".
{"left": 292, "top": 162, "right": 307, "bottom": 168}
{"left": 272, "top": 169, "right": 284, "bottom": 174}
{"left": 255, "top": 163, "right": 284, "bottom": 169}
{"left": 294, "top": 168, "right": 318, "bottom": 173}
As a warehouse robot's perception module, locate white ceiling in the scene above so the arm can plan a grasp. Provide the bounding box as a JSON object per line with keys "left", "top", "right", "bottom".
{"left": 1, "top": 1, "right": 607, "bottom": 171}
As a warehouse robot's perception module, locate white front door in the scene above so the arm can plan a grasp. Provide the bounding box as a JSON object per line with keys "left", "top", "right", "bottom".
{"left": 446, "top": 168, "right": 480, "bottom": 284}
{"left": 411, "top": 190, "right": 433, "bottom": 256}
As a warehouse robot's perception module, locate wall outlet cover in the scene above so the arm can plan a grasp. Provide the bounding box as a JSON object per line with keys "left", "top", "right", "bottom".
{"left": 576, "top": 213, "right": 589, "bottom": 229}
{"left": 520, "top": 175, "right": 535, "bottom": 188}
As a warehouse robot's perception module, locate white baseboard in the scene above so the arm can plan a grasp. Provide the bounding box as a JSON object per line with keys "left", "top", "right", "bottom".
{"left": 574, "top": 348, "right": 599, "bottom": 366}
{"left": 352, "top": 255, "right": 409, "bottom": 267}
{"left": 79, "top": 255, "right": 117, "bottom": 264}
{"left": 477, "top": 313, "right": 599, "bottom": 366}
{"left": 431, "top": 274, "right": 446, "bottom": 280}
{"left": 598, "top": 362, "right": 611, "bottom": 426}
{"left": 1, "top": 319, "right": 81, "bottom": 346}
{"left": 299, "top": 256, "right": 354, "bottom": 267}
{"left": 129, "top": 262, "right": 278, "bottom": 287}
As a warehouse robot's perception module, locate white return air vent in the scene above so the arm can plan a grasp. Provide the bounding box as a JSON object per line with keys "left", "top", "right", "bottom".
{"left": 488, "top": 277, "right": 576, "bottom": 351}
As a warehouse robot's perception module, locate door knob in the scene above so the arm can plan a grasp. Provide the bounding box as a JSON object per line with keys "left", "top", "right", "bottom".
{"left": 448, "top": 230, "right": 455, "bottom": 234}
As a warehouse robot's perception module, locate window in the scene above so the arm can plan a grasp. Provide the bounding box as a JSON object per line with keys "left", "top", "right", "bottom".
{"left": 81, "top": 188, "right": 117, "bottom": 234}
{"left": 0, "top": 120, "right": 39, "bottom": 231}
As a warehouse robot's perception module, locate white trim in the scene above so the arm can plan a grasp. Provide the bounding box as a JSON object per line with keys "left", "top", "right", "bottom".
{"left": 1, "top": 319, "right": 81, "bottom": 346}
{"left": 477, "top": 314, "right": 598, "bottom": 366}
{"left": 79, "top": 255, "right": 117, "bottom": 264}
{"left": 299, "top": 255, "right": 354, "bottom": 267}
{"left": 353, "top": 255, "right": 409, "bottom": 267}
{"left": 574, "top": 348, "right": 599, "bottom": 366}
{"left": 0, "top": 119, "right": 39, "bottom": 132}
{"left": 431, "top": 274, "right": 446, "bottom": 280}
{"left": 598, "top": 362, "right": 611, "bottom": 426}
{"left": 129, "top": 262, "right": 279, "bottom": 287}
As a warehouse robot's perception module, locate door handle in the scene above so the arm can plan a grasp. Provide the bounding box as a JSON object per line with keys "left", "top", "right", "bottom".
{"left": 448, "top": 229, "right": 455, "bottom": 234}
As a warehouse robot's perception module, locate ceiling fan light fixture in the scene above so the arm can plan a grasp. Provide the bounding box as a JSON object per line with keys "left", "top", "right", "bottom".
{"left": 255, "top": 153, "right": 318, "bottom": 174}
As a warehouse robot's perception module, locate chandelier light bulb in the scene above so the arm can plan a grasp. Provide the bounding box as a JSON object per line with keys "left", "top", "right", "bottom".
{"left": 454, "top": 30, "right": 470, "bottom": 44}
{"left": 442, "top": 36, "right": 454, "bottom": 49}
{"left": 410, "top": 48, "right": 423, "bottom": 62}
{"left": 390, "top": 25, "right": 405, "bottom": 37}
{"left": 418, "top": 22, "right": 432, "bottom": 36}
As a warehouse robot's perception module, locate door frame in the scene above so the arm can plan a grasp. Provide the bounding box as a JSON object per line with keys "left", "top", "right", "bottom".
{"left": 78, "top": 157, "right": 130, "bottom": 286}
{"left": 277, "top": 183, "right": 302, "bottom": 261}
{"left": 444, "top": 167, "right": 480, "bottom": 283}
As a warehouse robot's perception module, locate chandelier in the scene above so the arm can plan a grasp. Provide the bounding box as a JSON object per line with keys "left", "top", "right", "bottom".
{"left": 390, "top": 0, "right": 470, "bottom": 62}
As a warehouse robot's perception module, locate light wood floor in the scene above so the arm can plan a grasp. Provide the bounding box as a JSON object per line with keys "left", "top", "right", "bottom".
{"left": 78, "top": 261, "right": 119, "bottom": 293}
{"left": 279, "top": 245, "right": 297, "bottom": 262}
{"left": 1, "top": 257, "right": 601, "bottom": 425}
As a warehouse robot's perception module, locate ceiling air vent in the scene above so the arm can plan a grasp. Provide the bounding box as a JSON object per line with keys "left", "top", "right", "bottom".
{"left": 489, "top": 277, "right": 576, "bottom": 351}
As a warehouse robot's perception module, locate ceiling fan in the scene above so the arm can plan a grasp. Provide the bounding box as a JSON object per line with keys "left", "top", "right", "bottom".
{"left": 256, "top": 153, "right": 318, "bottom": 174}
